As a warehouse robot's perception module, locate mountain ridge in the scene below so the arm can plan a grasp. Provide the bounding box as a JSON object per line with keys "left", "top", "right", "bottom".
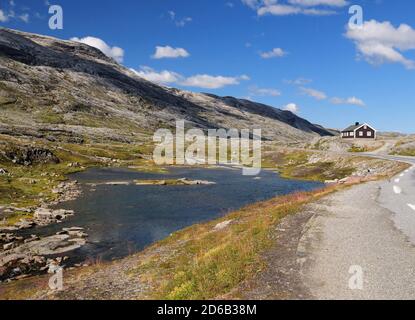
{"left": 0, "top": 28, "right": 334, "bottom": 144}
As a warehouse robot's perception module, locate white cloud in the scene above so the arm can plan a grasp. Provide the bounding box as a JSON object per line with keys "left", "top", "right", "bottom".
{"left": 284, "top": 77, "right": 312, "bottom": 85}
{"left": 131, "top": 66, "right": 249, "bottom": 89}
{"left": 260, "top": 48, "right": 287, "bottom": 58}
{"left": 300, "top": 87, "right": 327, "bottom": 100}
{"left": 0, "top": 10, "right": 8, "bottom": 22}
{"left": 131, "top": 66, "right": 182, "bottom": 85}
{"left": 181, "top": 74, "right": 249, "bottom": 89}
{"left": 345, "top": 20, "right": 415, "bottom": 69}
{"left": 242, "top": 0, "right": 341, "bottom": 16}
{"left": 167, "top": 11, "right": 192, "bottom": 27}
{"left": 249, "top": 86, "right": 281, "bottom": 97}
{"left": 287, "top": 0, "right": 348, "bottom": 7}
{"left": 168, "top": 11, "right": 176, "bottom": 20}
{"left": 241, "top": 0, "right": 261, "bottom": 9}
{"left": 330, "top": 96, "right": 365, "bottom": 106}
{"left": 19, "top": 13, "right": 29, "bottom": 23}
{"left": 283, "top": 103, "right": 299, "bottom": 113}
{"left": 1, "top": 4, "right": 34, "bottom": 23}
{"left": 258, "top": 4, "right": 302, "bottom": 16}
{"left": 152, "top": 46, "right": 190, "bottom": 59}
{"left": 71, "top": 36, "right": 125, "bottom": 63}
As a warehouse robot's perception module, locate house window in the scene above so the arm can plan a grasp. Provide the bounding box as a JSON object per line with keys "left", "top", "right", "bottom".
{"left": 350, "top": 132, "right": 354, "bottom": 137}
{"left": 364, "top": 126, "right": 367, "bottom": 129}
{"left": 368, "top": 131, "right": 372, "bottom": 137}
{"left": 359, "top": 131, "right": 363, "bottom": 137}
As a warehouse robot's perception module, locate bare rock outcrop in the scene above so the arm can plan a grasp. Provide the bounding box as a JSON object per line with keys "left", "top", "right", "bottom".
{"left": 0, "top": 227, "right": 88, "bottom": 281}
{"left": 0, "top": 28, "right": 333, "bottom": 144}
{"left": 1, "top": 146, "right": 59, "bottom": 166}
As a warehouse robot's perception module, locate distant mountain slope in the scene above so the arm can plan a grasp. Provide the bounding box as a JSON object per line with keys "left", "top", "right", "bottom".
{"left": 0, "top": 28, "right": 333, "bottom": 143}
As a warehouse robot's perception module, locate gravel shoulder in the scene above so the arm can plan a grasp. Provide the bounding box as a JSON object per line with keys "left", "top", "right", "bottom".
{"left": 234, "top": 162, "right": 415, "bottom": 300}
{"left": 300, "top": 178, "right": 415, "bottom": 299}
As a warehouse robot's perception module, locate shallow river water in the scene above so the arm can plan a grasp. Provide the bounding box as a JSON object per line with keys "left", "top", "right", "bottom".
{"left": 27, "top": 166, "right": 324, "bottom": 262}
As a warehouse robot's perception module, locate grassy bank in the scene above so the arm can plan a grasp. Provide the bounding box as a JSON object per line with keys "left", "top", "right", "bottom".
{"left": 130, "top": 187, "right": 336, "bottom": 300}
{"left": 130, "top": 162, "right": 408, "bottom": 300}
{"left": 391, "top": 149, "right": 415, "bottom": 157}
{"left": 390, "top": 139, "right": 415, "bottom": 157}
{"left": 262, "top": 149, "right": 353, "bottom": 181}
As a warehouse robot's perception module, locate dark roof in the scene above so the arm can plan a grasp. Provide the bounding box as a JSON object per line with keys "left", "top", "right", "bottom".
{"left": 342, "top": 124, "right": 361, "bottom": 132}
{"left": 342, "top": 123, "right": 376, "bottom": 132}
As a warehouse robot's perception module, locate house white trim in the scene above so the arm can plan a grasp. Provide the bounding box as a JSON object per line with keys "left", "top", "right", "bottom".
{"left": 353, "top": 123, "right": 377, "bottom": 139}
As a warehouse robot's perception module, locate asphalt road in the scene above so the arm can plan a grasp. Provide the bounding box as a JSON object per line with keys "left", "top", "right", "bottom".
{"left": 299, "top": 154, "right": 415, "bottom": 300}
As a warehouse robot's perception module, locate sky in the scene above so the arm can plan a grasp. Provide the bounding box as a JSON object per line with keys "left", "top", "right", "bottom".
{"left": 1, "top": 0, "right": 415, "bottom": 133}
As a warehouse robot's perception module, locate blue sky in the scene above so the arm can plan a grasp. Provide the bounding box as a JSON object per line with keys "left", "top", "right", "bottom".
{"left": 1, "top": 0, "right": 415, "bottom": 133}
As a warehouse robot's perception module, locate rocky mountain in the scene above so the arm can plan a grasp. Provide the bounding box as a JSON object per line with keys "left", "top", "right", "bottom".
{"left": 0, "top": 28, "right": 333, "bottom": 144}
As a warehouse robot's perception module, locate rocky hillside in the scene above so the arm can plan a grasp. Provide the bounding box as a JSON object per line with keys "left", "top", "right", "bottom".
{"left": 0, "top": 28, "right": 333, "bottom": 143}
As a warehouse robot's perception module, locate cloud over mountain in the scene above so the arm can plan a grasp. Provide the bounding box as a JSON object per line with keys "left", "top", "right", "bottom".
{"left": 345, "top": 19, "right": 415, "bottom": 69}
{"left": 242, "top": 0, "right": 346, "bottom": 16}
{"left": 71, "top": 36, "right": 125, "bottom": 63}
{"left": 131, "top": 66, "right": 249, "bottom": 89}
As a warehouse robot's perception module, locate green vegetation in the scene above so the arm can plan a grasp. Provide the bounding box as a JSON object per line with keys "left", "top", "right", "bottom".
{"left": 0, "top": 134, "right": 409, "bottom": 299}
{"left": 262, "top": 149, "right": 354, "bottom": 181}
{"left": 391, "top": 149, "right": 415, "bottom": 157}
{"left": 0, "top": 134, "right": 160, "bottom": 225}
{"left": 390, "top": 140, "right": 415, "bottom": 156}
{"left": 131, "top": 187, "right": 335, "bottom": 300}
{"left": 348, "top": 145, "right": 368, "bottom": 153}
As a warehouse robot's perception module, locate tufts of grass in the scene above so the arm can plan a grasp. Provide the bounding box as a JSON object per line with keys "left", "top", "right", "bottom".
{"left": 280, "top": 162, "right": 355, "bottom": 181}
{"left": 391, "top": 149, "right": 415, "bottom": 157}
{"left": 262, "top": 149, "right": 354, "bottom": 181}
{"left": 130, "top": 187, "right": 336, "bottom": 300}
{"left": 348, "top": 145, "right": 368, "bottom": 153}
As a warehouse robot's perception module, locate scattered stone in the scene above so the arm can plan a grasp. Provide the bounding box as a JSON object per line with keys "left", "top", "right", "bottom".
{"left": 48, "top": 181, "right": 81, "bottom": 205}
{"left": 24, "top": 235, "right": 40, "bottom": 243}
{"left": 0, "top": 226, "right": 18, "bottom": 232}
{"left": 67, "top": 162, "right": 81, "bottom": 168}
{"left": 134, "top": 178, "right": 216, "bottom": 186}
{"left": 33, "top": 208, "right": 74, "bottom": 225}
{"left": 177, "top": 178, "right": 216, "bottom": 186}
{"left": 105, "top": 181, "right": 131, "bottom": 186}
{"left": 0, "top": 227, "right": 88, "bottom": 281}
{"left": 3, "top": 146, "right": 60, "bottom": 166}
{"left": 213, "top": 220, "right": 234, "bottom": 231}
{"left": 59, "top": 227, "right": 88, "bottom": 238}
{"left": 0, "top": 168, "right": 8, "bottom": 175}
{"left": 15, "top": 220, "right": 36, "bottom": 230}
{"left": 325, "top": 179, "right": 339, "bottom": 184}
{"left": 3, "top": 242, "right": 15, "bottom": 251}
{"left": 47, "top": 260, "right": 61, "bottom": 274}
{"left": 0, "top": 233, "right": 23, "bottom": 244}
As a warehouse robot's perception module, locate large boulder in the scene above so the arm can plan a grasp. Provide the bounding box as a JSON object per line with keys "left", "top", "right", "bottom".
{"left": 2, "top": 146, "right": 60, "bottom": 166}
